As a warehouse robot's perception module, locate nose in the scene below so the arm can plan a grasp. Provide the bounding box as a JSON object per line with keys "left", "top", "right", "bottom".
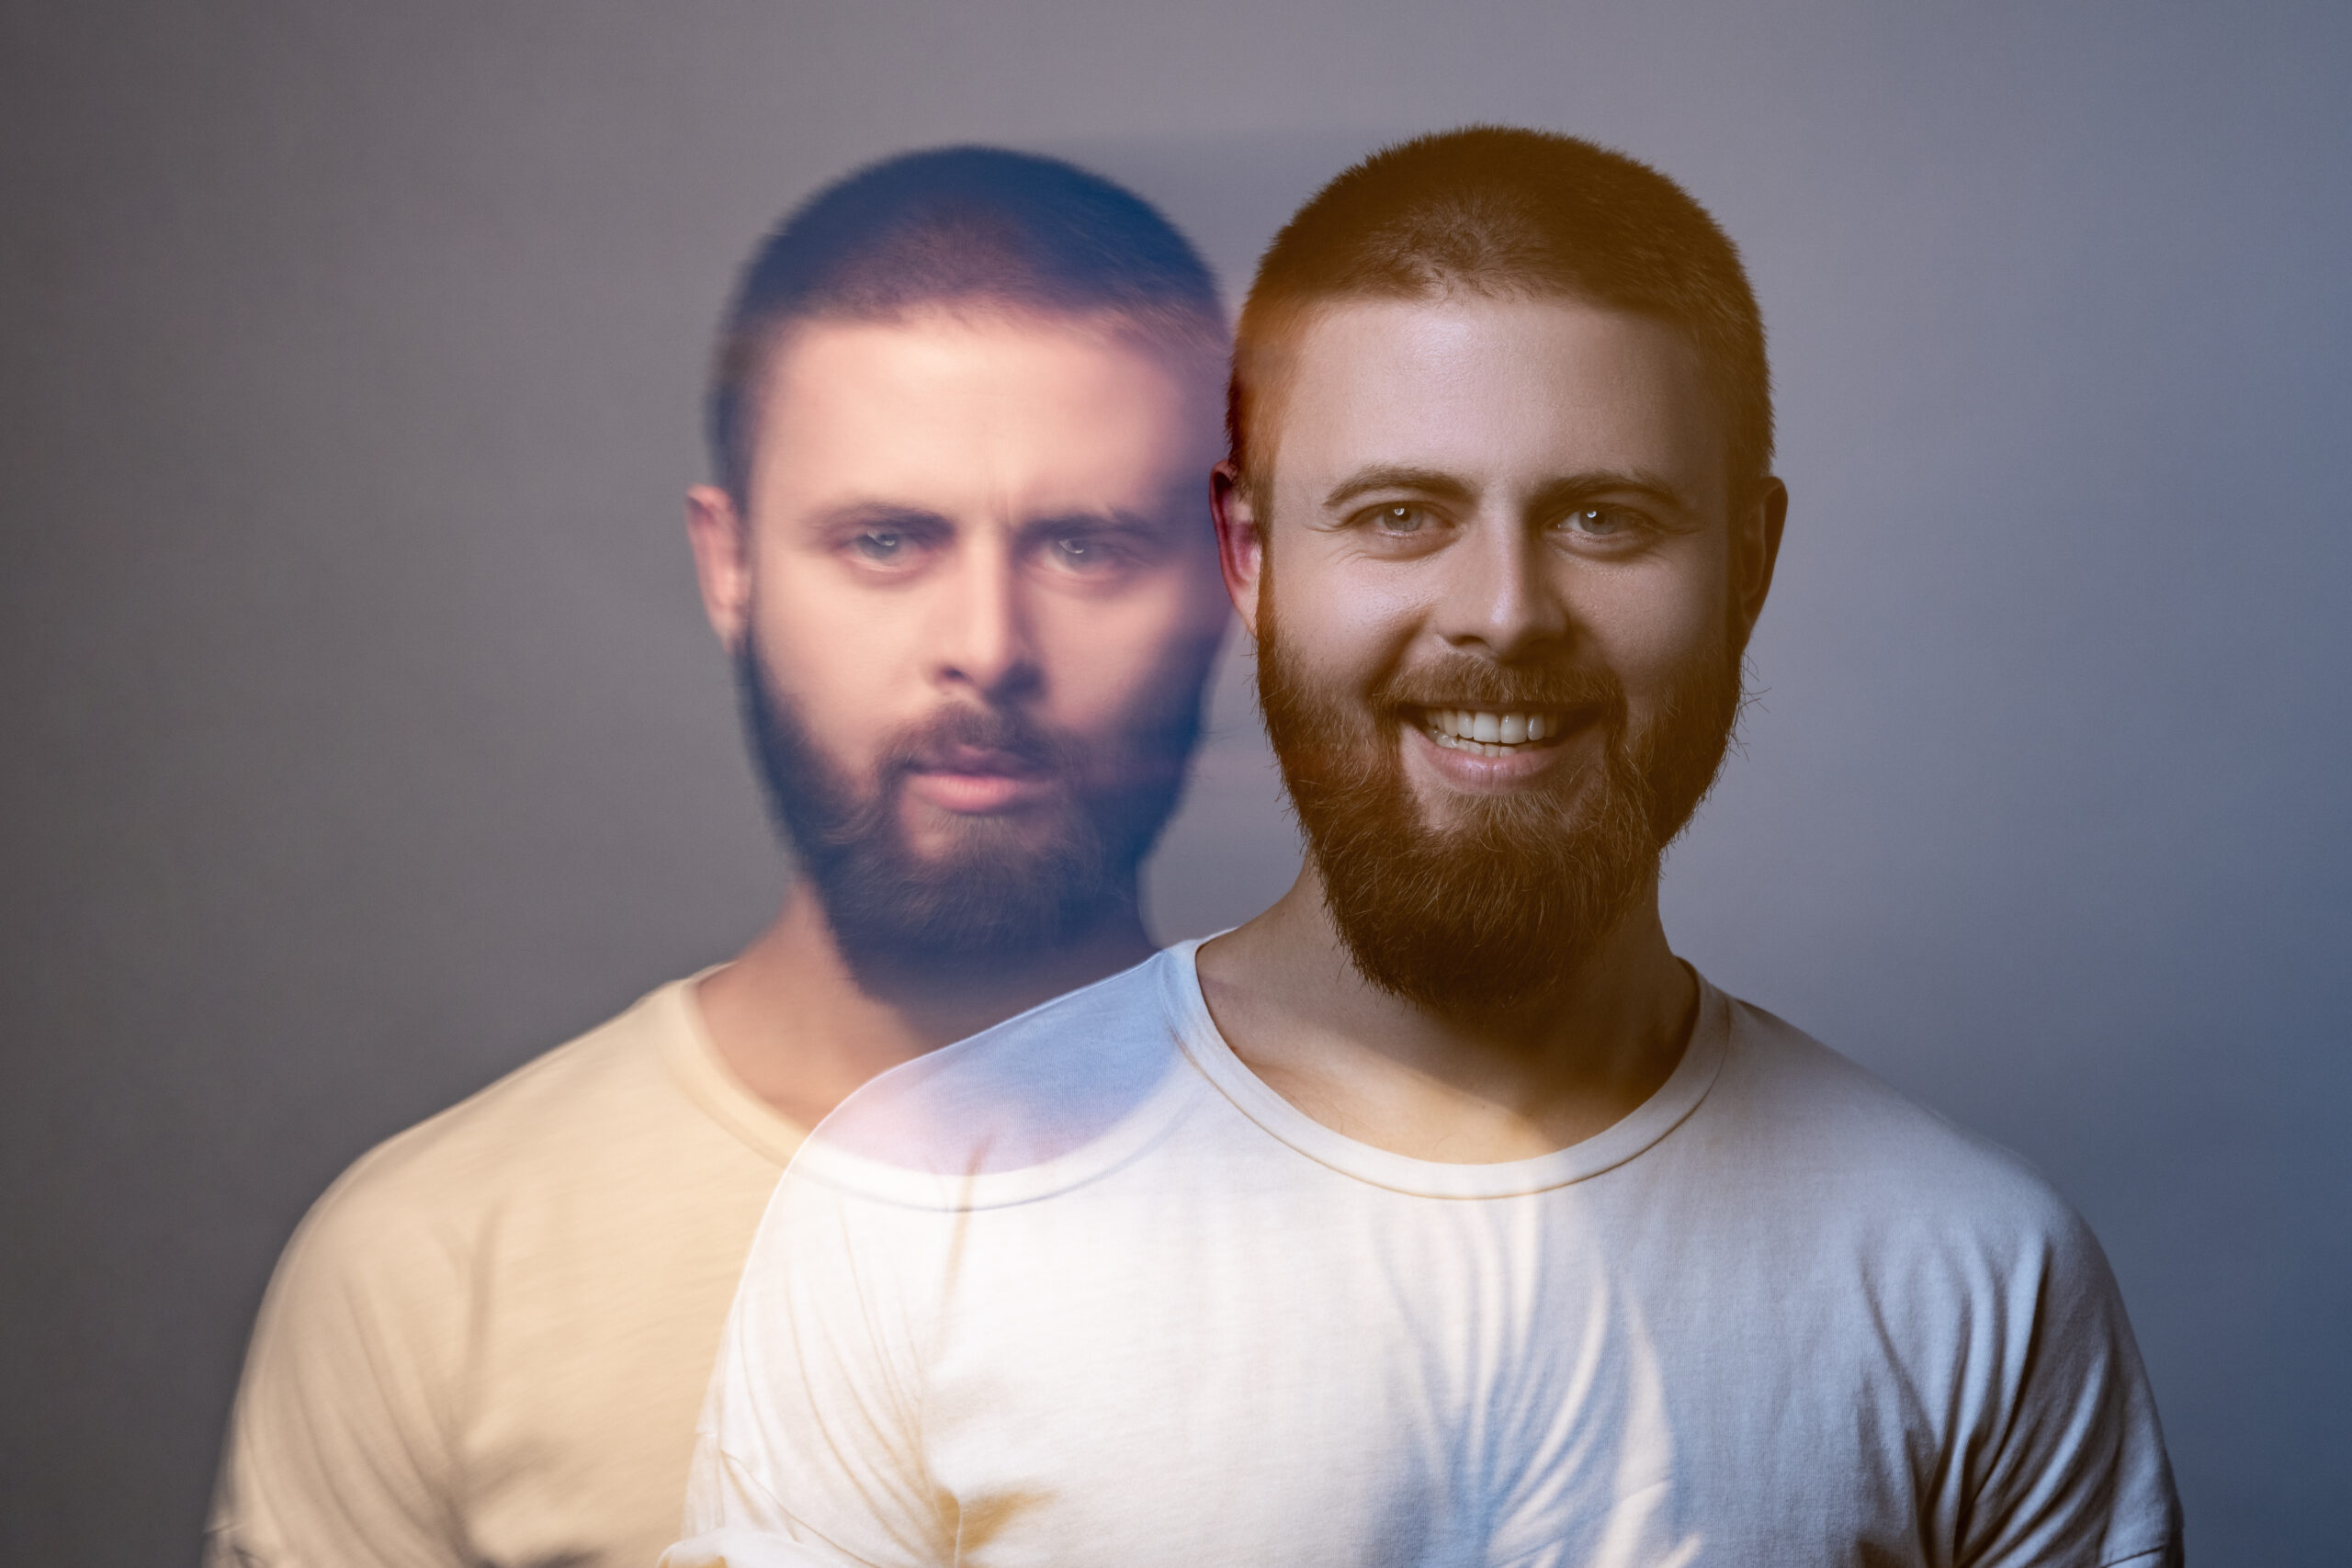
{"left": 929, "top": 532, "right": 1040, "bottom": 703}
{"left": 1432, "top": 520, "right": 1570, "bottom": 662}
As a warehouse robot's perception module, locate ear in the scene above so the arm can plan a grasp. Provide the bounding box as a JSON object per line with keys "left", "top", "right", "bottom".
{"left": 1210, "top": 461, "right": 1266, "bottom": 639}
{"left": 684, "top": 484, "right": 753, "bottom": 652}
{"left": 1731, "top": 476, "right": 1787, "bottom": 643}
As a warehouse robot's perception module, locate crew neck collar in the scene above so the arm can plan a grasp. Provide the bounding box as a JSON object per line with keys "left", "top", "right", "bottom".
{"left": 1160, "top": 937, "right": 1727, "bottom": 1200}
{"left": 658, "top": 968, "right": 809, "bottom": 1168}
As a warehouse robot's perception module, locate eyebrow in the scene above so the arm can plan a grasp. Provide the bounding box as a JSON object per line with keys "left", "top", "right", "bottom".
{"left": 1321, "top": 465, "right": 1696, "bottom": 516}
{"left": 805, "top": 503, "right": 1170, "bottom": 539}
{"left": 1528, "top": 468, "right": 1696, "bottom": 516}
{"left": 804, "top": 502, "right": 954, "bottom": 535}
{"left": 1018, "top": 509, "right": 1163, "bottom": 535}
{"left": 1321, "top": 467, "right": 1476, "bottom": 509}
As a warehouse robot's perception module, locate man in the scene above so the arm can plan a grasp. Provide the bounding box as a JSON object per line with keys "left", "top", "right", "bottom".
{"left": 673, "top": 129, "right": 2182, "bottom": 1567}
{"left": 204, "top": 147, "right": 1234, "bottom": 1568}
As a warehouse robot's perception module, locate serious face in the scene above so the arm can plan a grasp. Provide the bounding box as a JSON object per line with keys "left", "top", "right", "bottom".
{"left": 693, "top": 309, "right": 1230, "bottom": 972}
{"left": 1224, "top": 296, "right": 1779, "bottom": 1011}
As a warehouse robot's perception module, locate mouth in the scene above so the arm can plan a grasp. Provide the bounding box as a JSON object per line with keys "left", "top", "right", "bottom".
{"left": 1407, "top": 706, "right": 1574, "bottom": 758}
{"left": 901, "top": 744, "right": 1058, "bottom": 815}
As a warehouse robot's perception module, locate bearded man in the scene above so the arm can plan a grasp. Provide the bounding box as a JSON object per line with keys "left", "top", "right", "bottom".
{"left": 668, "top": 129, "right": 2182, "bottom": 1568}
{"left": 204, "top": 147, "right": 1234, "bottom": 1568}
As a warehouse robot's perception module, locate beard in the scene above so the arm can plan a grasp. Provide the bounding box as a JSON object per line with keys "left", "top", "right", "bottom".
{"left": 734, "top": 634, "right": 1202, "bottom": 978}
{"left": 1257, "top": 589, "right": 1744, "bottom": 1018}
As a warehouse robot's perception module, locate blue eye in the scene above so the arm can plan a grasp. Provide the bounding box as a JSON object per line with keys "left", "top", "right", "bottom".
{"left": 1372, "top": 504, "right": 1430, "bottom": 533}
{"left": 853, "top": 531, "right": 904, "bottom": 559}
{"left": 1039, "top": 526, "right": 1150, "bottom": 577}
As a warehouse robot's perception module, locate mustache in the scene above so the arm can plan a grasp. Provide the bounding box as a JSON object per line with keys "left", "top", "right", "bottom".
{"left": 1374, "top": 658, "right": 1629, "bottom": 722}
{"left": 878, "top": 703, "right": 1069, "bottom": 776}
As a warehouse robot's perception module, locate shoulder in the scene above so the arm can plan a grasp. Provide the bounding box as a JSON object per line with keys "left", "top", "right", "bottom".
{"left": 1700, "top": 994, "right": 2098, "bottom": 1266}
{"left": 798, "top": 951, "right": 1191, "bottom": 1194}
{"left": 272, "top": 982, "right": 696, "bottom": 1296}
{"left": 1700, "top": 1007, "right": 2183, "bottom": 1566}
{"left": 211, "top": 993, "right": 695, "bottom": 1563}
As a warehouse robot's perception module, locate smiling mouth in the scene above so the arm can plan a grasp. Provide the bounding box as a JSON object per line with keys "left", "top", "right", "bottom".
{"left": 1407, "top": 706, "right": 1580, "bottom": 757}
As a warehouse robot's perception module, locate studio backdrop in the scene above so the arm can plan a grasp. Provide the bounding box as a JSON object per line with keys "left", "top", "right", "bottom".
{"left": 1, "top": 4, "right": 2346, "bottom": 1564}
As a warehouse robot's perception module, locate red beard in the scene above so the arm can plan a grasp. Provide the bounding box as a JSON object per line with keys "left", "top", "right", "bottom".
{"left": 1256, "top": 586, "right": 1744, "bottom": 1017}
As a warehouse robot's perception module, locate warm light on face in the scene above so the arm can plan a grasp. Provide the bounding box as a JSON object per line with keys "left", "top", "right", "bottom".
{"left": 1227, "top": 295, "right": 1755, "bottom": 1008}
{"left": 743, "top": 308, "right": 1229, "bottom": 869}
{"left": 1249, "top": 295, "right": 1741, "bottom": 831}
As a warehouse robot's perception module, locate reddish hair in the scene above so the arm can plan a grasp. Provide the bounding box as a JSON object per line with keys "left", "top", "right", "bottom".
{"left": 1230, "top": 126, "right": 1771, "bottom": 503}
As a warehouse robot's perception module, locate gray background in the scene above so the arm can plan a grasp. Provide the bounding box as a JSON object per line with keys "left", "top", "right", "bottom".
{"left": 3, "top": 3, "right": 2346, "bottom": 1562}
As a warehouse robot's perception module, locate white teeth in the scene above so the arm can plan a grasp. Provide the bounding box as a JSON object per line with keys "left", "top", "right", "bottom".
{"left": 1422, "top": 708, "right": 1559, "bottom": 754}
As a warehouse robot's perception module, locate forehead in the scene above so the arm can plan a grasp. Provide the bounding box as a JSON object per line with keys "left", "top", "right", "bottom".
{"left": 1269, "top": 297, "right": 1725, "bottom": 503}
{"left": 752, "top": 310, "right": 1208, "bottom": 518}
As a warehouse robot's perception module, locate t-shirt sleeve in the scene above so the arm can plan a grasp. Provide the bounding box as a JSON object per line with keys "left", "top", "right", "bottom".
{"left": 204, "top": 1166, "right": 471, "bottom": 1568}
{"left": 1958, "top": 1206, "right": 2183, "bottom": 1568}
{"left": 664, "top": 1168, "right": 955, "bottom": 1568}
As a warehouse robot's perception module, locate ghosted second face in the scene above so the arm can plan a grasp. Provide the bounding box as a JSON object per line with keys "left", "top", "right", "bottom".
{"left": 695, "top": 307, "right": 1230, "bottom": 968}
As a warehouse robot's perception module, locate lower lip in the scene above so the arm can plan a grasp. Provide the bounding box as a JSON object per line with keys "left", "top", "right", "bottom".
{"left": 903, "top": 770, "right": 1054, "bottom": 815}
{"left": 1402, "top": 719, "right": 1589, "bottom": 793}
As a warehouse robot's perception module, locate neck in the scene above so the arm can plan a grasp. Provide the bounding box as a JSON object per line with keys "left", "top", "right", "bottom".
{"left": 697, "top": 879, "right": 1158, "bottom": 1130}
{"left": 1195, "top": 864, "right": 1695, "bottom": 1163}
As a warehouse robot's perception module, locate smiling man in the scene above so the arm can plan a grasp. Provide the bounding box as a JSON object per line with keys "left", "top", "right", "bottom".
{"left": 204, "top": 148, "right": 1231, "bottom": 1568}
{"left": 670, "top": 130, "right": 2182, "bottom": 1568}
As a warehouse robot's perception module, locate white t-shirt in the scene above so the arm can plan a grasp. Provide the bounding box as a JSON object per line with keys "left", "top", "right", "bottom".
{"left": 671, "top": 942, "right": 2180, "bottom": 1568}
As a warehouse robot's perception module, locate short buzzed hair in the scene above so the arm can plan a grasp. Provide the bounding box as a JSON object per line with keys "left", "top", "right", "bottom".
{"left": 1231, "top": 126, "right": 1771, "bottom": 505}
{"left": 710, "top": 146, "right": 1226, "bottom": 504}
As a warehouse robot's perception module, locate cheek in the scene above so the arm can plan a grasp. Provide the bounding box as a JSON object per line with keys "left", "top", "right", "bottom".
{"left": 1032, "top": 579, "right": 1223, "bottom": 734}
{"left": 1569, "top": 557, "right": 1734, "bottom": 696}
{"left": 750, "top": 567, "right": 907, "bottom": 757}
{"left": 1265, "top": 547, "right": 1424, "bottom": 693}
